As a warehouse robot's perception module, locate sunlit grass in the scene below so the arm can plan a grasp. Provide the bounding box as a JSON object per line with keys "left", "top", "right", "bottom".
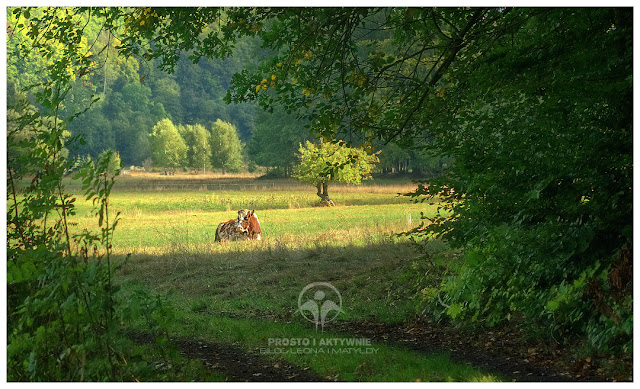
{"left": 69, "top": 192, "right": 433, "bottom": 254}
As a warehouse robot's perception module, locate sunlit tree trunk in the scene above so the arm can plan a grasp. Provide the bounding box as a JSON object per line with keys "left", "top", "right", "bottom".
{"left": 316, "top": 181, "right": 334, "bottom": 206}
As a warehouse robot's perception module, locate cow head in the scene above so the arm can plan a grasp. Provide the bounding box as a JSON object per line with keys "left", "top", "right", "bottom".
{"left": 246, "top": 209, "right": 262, "bottom": 240}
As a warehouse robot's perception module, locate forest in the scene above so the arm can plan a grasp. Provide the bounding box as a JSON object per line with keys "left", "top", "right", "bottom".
{"left": 7, "top": 9, "right": 442, "bottom": 176}
{"left": 6, "top": 7, "right": 632, "bottom": 382}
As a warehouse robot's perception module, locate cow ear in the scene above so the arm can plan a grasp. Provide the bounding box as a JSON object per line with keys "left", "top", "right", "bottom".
{"left": 251, "top": 209, "right": 255, "bottom": 214}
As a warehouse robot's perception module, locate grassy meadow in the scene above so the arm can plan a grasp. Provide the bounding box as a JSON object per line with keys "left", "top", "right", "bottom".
{"left": 61, "top": 172, "right": 501, "bottom": 382}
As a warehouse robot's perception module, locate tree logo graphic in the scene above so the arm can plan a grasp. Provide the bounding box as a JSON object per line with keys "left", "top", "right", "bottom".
{"left": 297, "top": 282, "right": 344, "bottom": 331}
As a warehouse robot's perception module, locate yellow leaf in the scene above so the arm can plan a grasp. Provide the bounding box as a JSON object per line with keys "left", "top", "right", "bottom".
{"left": 261, "top": 78, "right": 267, "bottom": 84}
{"left": 140, "top": 20, "right": 145, "bottom": 26}
{"left": 256, "top": 84, "right": 261, "bottom": 92}
{"left": 271, "top": 74, "right": 276, "bottom": 80}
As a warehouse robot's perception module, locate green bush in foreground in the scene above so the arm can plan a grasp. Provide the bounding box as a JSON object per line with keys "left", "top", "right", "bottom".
{"left": 7, "top": 144, "right": 173, "bottom": 380}
{"left": 410, "top": 8, "right": 632, "bottom": 353}
{"left": 6, "top": 14, "right": 175, "bottom": 376}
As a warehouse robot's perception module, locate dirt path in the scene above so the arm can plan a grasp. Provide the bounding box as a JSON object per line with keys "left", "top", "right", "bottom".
{"left": 332, "top": 319, "right": 630, "bottom": 382}
{"left": 172, "top": 338, "right": 327, "bottom": 382}
{"left": 130, "top": 317, "right": 631, "bottom": 382}
{"left": 130, "top": 331, "right": 327, "bottom": 382}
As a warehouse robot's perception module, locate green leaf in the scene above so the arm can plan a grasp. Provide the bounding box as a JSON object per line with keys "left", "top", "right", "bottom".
{"left": 447, "top": 303, "right": 464, "bottom": 319}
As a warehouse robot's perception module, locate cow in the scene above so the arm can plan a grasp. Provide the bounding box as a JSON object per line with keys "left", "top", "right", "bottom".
{"left": 214, "top": 209, "right": 262, "bottom": 242}
{"left": 214, "top": 209, "right": 249, "bottom": 242}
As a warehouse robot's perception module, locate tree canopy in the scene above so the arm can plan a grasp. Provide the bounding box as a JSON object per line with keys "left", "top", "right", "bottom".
{"left": 209, "top": 119, "right": 245, "bottom": 173}
{"left": 295, "top": 140, "right": 378, "bottom": 205}
{"left": 148, "top": 118, "right": 188, "bottom": 169}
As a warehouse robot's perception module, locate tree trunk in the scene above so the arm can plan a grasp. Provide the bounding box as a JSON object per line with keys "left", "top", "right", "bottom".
{"left": 316, "top": 181, "right": 335, "bottom": 206}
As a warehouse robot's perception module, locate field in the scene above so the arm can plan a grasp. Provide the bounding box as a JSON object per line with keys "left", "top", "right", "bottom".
{"left": 63, "top": 172, "right": 503, "bottom": 382}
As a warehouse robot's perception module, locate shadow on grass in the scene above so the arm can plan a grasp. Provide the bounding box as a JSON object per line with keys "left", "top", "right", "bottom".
{"left": 116, "top": 239, "right": 507, "bottom": 382}
{"left": 116, "top": 239, "right": 437, "bottom": 324}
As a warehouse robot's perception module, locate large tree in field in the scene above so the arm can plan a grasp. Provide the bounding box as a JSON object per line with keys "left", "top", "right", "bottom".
{"left": 148, "top": 118, "right": 187, "bottom": 170}
{"left": 295, "top": 141, "right": 378, "bottom": 205}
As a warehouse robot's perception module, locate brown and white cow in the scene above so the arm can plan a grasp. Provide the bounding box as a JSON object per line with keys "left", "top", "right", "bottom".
{"left": 214, "top": 209, "right": 262, "bottom": 242}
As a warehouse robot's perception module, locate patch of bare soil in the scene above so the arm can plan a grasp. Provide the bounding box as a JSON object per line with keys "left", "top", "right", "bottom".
{"left": 129, "top": 331, "right": 327, "bottom": 382}
{"left": 331, "top": 318, "right": 632, "bottom": 382}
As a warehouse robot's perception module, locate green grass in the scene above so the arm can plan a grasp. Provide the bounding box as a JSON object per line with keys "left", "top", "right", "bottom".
{"left": 70, "top": 192, "right": 431, "bottom": 254}
{"left": 72, "top": 187, "right": 416, "bottom": 214}
{"left": 56, "top": 176, "right": 501, "bottom": 381}
{"left": 126, "top": 342, "right": 229, "bottom": 382}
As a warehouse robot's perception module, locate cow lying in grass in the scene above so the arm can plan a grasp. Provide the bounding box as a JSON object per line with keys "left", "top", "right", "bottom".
{"left": 214, "top": 209, "right": 262, "bottom": 242}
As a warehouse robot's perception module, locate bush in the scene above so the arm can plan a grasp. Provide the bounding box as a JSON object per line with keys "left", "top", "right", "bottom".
{"left": 7, "top": 120, "right": 174, "bottom": 381}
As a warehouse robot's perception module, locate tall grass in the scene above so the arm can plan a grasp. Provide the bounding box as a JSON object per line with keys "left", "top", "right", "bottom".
{"left": 53, "top": 171, "right": 421, "bottom": 194}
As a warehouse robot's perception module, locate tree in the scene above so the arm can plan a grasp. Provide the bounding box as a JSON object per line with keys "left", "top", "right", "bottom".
{"left": 152, "top": 77, "right": 183, "bottom": 123}
{"left": 294, "top": 141, "right": 378, "bottom": 206}
{"left": 248, "top": 107, "right": 310, "bottom": 177}
{"left": 377, "top": 142, "right": 410, "bottom": 174}
{"left": 408, "top": 9, "right": 632, "bottom": 341}
{"left": 180, "top": 124, "right": 212, "bottom": 173}
{"left": 96, "top": 149, "right": 122, "bottom": 178}
{"left": 148, "top": 118, "right": 187, "bottom": 170}
{"left": 209, "top": 119, "right": 245, "bottom": 173}
{"left": 7, "top": 7, "right": 176, "bottom": 380}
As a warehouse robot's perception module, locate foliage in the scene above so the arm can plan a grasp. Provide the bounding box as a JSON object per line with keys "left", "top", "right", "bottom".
{"left": 209, "top": 119, "right": 245, "bottom": 173}
{"left": 404, "top": 8, "right": 632, "bottom": 351}
{"left": 7, "top": 142, "right": 167, "bottom": 380}
{"left": 6, "top": 8, "right": 175, "bottom": 380}
{"left": 97, "top": 149, "right": 123, "bottom": 178}
{"left": 295, "top": 141, "right": 378, "bottom": 186}
{"left": 6, "top": 7, "right": 261, "bottom": 166}
{"left": 295, "top": 140, "right": 378, "bottom": 204}
{"left": 179, "top": 124, "right": 212, "bottom": 172}
{"left": 248, "top": 107, "right": 310, "bottom": 176}
{"left": 148, "top": 118, "right": 188, "bottom": 169}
